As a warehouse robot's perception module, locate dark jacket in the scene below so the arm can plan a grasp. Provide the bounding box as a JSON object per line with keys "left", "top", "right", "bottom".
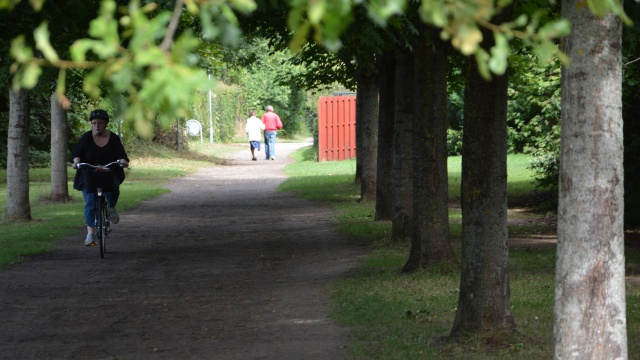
{"left": 70, "top": 131, "right": 129, "bottom": 191}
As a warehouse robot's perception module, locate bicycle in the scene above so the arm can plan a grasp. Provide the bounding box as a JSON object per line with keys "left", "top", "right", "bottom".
{"left": 77, "top": 161, "right": 123, "bottom": 258}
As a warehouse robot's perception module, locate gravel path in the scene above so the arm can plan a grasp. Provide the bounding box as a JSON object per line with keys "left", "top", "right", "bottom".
{"left": 0, "top": 141, "right": 367, "bottom": 360}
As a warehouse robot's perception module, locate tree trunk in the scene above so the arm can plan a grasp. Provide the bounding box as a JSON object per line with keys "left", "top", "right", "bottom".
{"left": 50, "top": 92, "right": 69, "bottom": 202}
{"left": 357, "top": 68, "right": 380, "bottom": 201}
{"left": 375, "top": 51, "right": 395, "bottom": 221}
{"left": 391, "top": 44, "right": 414, "bottom": 243}
{"left": 450, "top": 6, "right": 515, "bottom": 336}
{"left": 6, "top": 88, "right": 32, "bottom": 221}
{"left": 404, "top": 26, "right": 454, "bottom": 272}
{"left": 354, "top": 84, "right": 363, "bottom": 184}
{"left": 554, "top": 2, "right": 627, "bottom": 358}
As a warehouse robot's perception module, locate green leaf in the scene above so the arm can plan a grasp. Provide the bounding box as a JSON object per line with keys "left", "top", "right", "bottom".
{"left": 452, "top": 25, "right": 482, "bottom": 56}
{"left": 56, "top": 69, "right": 66, "bottom": 94}
{"left": 0, "top": 0, "right": 19, "bottom": 10}
{"left": 221, "top": 4, "right": 240, "bottom": 26}
{"left": 34, "top": 21, "right": 60, "bottom": 63}
{"left": 538, "top": 18, "right": 571, "bottom": 39}
{"left": 308, "top": 1, "right": 326, "bottom": 24}
{"left": 533, "top": 40, "right": 558, "bottom": 67}
{"left": 10, "top": 35, "right": 33, "bottom": 63}
{"left": 135, "top": 112, "right": 154, "bottom": 138}
{"left": 134, "top": 47, "right": 166, "bottom": 67}
{"left": 228, "top": 0, "right": 257, "bottom": 14}
{"left": 199, "top": 8, "right": 217, "bottom": 39}
{"left": 83, "top": 67, "right": 107, "bottom": 99}
{"left": 588, "top": 0, "right": 612, "bottom": 16}
{"left": 475, "top": 48, "right": 491, "bottom": 80}
{"left": 420, "top": 0, "right": 447, "bottom": 27}
{"left": 109, "top": 65, "right": 134, "bottom": 92}
{"left": 587, "top": 0, "right": 632, "bottom": 25}
{"left": 289, "top": 21, "right": 311, "bottom": 53}
{"left": 70, "top": 39, "right": 95, "bottom": 62}
{"left": 29, "top": 0, "right": 44, "bottom": 11}
{"left": 488, "top": 33, "right": 509, "bottom": 75}
{"left": 21, "top": 62, "right": 43, "bottom": 89}
{"left": 366, "top": 0, "right": 406, "bottom": 26}
{"left": 513, "top": 14, "right": 528, "bottom": 27}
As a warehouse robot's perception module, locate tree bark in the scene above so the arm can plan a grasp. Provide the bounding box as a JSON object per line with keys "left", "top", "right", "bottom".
{"left": 391, "top": 44, "right": 414, "bottom": 243}
{"left": 375, "top": 51, "right": 395, "bottom": 221}
{"left": 554, "top": 2, "right": 627, "bottom": 358}
{"left": 450, "top": 6, "right": 515, "bottom": 336}
{"left": 356, "top": 68, "right": 380, "bottom": 201}
{"left": 6, "top": 88, "right": 32, "bottom": 221}
{"left": 403, "top": 26, "right": 455, "bottom": 272}
{"left": 354, "top": 83, "right": 363, "bottom": 184}
{"left": 50, "top": 92, "right": 69, "bottom": 202}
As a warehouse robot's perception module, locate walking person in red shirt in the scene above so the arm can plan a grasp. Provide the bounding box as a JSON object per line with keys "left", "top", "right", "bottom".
{"left": 261, "top": 105, "right": 283, "bottom": 160}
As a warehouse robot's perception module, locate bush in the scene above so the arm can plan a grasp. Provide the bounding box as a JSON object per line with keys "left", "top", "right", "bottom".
{"left": 447, "top": 128, "right": 463, "bottom": 156}
{"left": 29, "top": 148, "right": 51, "bottom": 168}
{"left": 527, "top": 123, "right": 560, "bottom": 196}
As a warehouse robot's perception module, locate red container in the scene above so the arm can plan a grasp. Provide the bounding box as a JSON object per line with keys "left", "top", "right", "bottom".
{"left": 317, "top": 95, "right": 357, "bottom": 161}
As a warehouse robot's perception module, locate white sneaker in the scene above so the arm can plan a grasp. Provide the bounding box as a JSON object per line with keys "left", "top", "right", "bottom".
{"left": 109, "top": 208, "right": 119, "bottom": 224}
{"left": 270, "top": 156, "right": 275, "bottom": 160}
{"left": 84, "top": 233, "right": 96, "bottom": 246}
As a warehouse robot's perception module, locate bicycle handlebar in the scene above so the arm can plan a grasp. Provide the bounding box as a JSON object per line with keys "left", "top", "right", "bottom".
{"left": 76, "top": 161, "right": 124, "bottom": 171}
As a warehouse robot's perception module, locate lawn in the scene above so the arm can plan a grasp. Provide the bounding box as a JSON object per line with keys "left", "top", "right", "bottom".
{"left": 280, "top": 146, "right": 640, "bottom": 360}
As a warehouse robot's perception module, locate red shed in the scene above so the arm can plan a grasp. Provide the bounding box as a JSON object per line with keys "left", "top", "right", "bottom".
{"left": 317, "top": 95, "right": 357, "bottom": 162}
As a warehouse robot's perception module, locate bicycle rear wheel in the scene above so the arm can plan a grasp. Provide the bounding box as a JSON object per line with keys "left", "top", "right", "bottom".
{"left": 97, "top": 196, "right": 107, "bottom": 258}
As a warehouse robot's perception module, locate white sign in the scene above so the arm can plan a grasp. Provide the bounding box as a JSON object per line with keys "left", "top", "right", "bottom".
{"left": 185, "top": 119, "right": 202, "bottom": 136}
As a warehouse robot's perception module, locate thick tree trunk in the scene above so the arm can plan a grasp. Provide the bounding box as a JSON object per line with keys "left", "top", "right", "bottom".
{"left": 6, "top": 88, "right": 32, "bottom": 221}
{"left": 403, "top": 26, "right": 454, "bottom": 272}
{"left": 50, "top": 92, "right": 69, "bottom": 202}
{"left": 375, "top": 51, "right": 395, "bottom": 220}
{"left": 356, "top": 69, "right": 380, "bottom": 201}
{"left": 391, "top": 44, "right": 414, "bottom": 243}
{"left": 554, "top": 2, "right": 627, "bottom": 358}
{"left": 450, "top": 6, "right": 515, "bottom": 336}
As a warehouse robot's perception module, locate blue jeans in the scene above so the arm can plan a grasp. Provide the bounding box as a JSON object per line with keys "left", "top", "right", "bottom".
{"left": 82, "top": 176, "right": 121, "bottom": 227}
{"left": 264, "top": 131, "right": 277, "bottom": 159}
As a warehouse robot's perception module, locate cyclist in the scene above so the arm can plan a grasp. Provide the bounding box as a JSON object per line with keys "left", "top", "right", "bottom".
{"left": 70, "top": 109, "right": 130, "bottom": 246}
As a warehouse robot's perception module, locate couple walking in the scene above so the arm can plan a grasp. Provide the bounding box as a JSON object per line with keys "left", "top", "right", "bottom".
{"left": 245, "top": 105, "right": 283, "bottom": 161}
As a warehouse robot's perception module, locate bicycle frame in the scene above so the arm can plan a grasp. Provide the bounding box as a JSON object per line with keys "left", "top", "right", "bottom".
{"left": 77, "top": 162, "right": 121, "bottom": 258}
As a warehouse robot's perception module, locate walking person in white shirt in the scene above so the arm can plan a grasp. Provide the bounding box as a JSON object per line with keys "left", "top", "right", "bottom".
{"left": 245, "top": 110, "right": 266, "bottom": 161}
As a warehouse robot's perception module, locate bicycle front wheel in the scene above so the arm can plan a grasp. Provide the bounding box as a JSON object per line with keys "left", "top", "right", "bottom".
{"left": 97, "top": 196, "right": 107, "bottom": 258}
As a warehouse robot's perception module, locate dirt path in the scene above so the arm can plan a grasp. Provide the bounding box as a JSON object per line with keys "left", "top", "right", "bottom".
{"left": 0, "top": 142, "right": 367, "bottom": 360}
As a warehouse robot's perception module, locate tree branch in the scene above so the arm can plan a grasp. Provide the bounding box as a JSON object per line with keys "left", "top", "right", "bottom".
{"left": 624, "top": 56, "right": 640, "bottom": 67}
{"left": 160, "top": 0, "right": 184, "bottom": 53}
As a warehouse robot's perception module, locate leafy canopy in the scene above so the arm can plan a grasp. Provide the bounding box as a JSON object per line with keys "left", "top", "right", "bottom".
{"left": 2, "top": 0, "right": 629, "bottom": 135}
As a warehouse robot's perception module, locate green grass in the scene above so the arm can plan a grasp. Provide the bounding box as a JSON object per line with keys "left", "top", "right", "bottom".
{"left": 447, "top": 153, "right": 534, "bottom": 198}
{"left": 281, "top": 146, "right": 640, "bottom": 360}
{"left": 0, "top": 142, "right": 238, "bottom": 269}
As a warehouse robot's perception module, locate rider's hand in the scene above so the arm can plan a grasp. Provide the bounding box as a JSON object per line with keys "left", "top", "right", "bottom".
{"left": 119, "top": 159, "right": 129, "bottom": 168}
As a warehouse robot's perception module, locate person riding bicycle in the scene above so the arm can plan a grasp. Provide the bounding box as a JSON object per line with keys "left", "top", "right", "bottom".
{"left": 71, "top": 109, "right": 130, "bottom": 246}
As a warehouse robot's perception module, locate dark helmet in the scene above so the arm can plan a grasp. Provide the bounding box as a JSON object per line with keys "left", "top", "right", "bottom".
{"left": 89, "top": 109, "right": 109, "bottom": 122}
